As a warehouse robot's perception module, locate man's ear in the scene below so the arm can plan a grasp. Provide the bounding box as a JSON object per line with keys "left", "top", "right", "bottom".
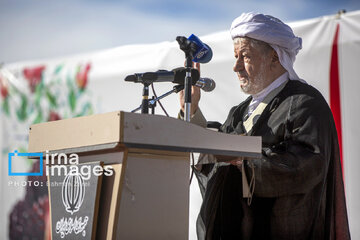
{"left": 271, "top": 50, "right": 280, "bottom": 63}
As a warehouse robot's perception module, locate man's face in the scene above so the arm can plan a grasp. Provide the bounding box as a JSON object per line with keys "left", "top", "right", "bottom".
{"left": 233, "top": 38, "right": 272, "bottom": 95}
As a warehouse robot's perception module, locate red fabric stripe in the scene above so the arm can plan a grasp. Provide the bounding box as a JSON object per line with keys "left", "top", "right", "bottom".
{"left": 329, "top": 24, "right": 344, "bottom": 179}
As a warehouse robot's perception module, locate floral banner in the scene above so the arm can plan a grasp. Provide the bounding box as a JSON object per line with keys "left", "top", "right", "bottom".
{"left": 0, "top": 61, "right": 94, "bottom": 239}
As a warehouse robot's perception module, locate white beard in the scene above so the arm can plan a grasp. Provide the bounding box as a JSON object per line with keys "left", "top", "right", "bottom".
{"left": 240, "top": 62, "right": 268, "bottom": 95}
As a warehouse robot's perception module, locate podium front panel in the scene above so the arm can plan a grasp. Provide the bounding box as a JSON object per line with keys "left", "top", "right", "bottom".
{"left": 116, "top": 151, "right": 190, "bottom": 239}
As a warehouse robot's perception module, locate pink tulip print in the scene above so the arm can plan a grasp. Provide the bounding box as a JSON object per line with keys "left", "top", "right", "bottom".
{"left": 76, "top": 63, "right": 91, "bottom": 90}
{"left": 23, "top": 65, "right": 46, "bottom": 93}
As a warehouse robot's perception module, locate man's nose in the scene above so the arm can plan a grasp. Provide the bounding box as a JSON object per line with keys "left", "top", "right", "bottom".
{"left": 233, "top": 58, "right": 244, "bottom": 72}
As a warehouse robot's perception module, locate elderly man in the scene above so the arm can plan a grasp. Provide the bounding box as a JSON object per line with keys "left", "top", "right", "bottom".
{"left": 180, "top": 13, "right": 350, "bottom": 239}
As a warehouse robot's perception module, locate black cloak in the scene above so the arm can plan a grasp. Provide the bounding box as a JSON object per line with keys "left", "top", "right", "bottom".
{"left": 195, "top": 80, "right": 350, "bottom": 240}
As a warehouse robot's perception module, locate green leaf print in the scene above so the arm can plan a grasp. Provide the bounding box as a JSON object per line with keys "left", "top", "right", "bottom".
{"left": 16, "top": 94, "right": 28, "bottom": 121}
{"left": 69, "top": 88, "right": 76, "bottom": 112}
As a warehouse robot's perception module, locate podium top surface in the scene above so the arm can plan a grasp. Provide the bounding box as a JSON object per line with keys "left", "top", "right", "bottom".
{"left": 28, "top": 111, "right": 261, "bottom": 158}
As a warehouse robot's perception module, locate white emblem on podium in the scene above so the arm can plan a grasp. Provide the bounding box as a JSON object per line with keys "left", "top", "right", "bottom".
{"left": 62, "top": 170, "right": 85, "bottom": 215}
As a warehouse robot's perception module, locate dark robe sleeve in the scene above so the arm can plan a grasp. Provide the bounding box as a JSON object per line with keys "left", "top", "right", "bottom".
{"left": 245, "top": 94, "right": 335, "bottom": 198}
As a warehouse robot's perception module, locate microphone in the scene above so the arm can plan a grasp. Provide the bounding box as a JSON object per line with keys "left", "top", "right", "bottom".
{"left": 125, "top": 67, "right": 215, "bottom": 91}
{"left": 125, "top": 67, "right": 200, "bottom": 84}
{"left": 195, "top": 78, "right": 216, "bottom": 92}
{"left": 176, "top": 34, "right": 213, "bottom": 64}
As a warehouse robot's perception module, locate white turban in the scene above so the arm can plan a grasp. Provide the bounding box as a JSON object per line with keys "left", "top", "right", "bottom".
{"left": 230, "top": 12, "right": 303, "bottom": 81}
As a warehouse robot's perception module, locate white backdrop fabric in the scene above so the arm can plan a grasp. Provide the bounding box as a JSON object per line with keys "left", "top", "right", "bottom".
{"left": 1, "top": 10, "right": 359, "bottom": 239}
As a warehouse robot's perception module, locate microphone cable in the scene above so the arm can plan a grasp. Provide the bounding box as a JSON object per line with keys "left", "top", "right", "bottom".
{"left": 150, "top": 83, "right": 169, "bottom": 117}
{"left": 189, "top": 152, "right": 195, "bottom": 185}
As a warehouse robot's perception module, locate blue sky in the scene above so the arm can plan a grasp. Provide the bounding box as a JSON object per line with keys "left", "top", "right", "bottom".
{"left": 1, "top": 0, "right": 359, "bottom": 63}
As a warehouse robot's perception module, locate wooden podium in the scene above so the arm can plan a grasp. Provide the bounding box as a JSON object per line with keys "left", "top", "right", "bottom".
{"left": 28, "top": 111, "right": 261, "bottom": 240}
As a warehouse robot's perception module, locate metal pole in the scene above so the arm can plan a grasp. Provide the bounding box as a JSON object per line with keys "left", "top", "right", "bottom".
{"left": 184, "top": 57, "right": 193, "bottom": 122}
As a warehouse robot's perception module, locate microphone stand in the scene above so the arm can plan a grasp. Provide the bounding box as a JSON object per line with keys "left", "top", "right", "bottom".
{"left": 150, "top": 96, "right": 156, "bottom": 114}
{"left": 134, "top": 76, "right": 156, "bottom": 114}
{"left": 141, "top": 83, "right": 150, "bottom": 114}
{"left": 184, "top": 57, "right": 193, "bottom": 122}
{"left": 176, "top": 36, "right": 197, "bottom": 122}
{"left": 131, "top": 85, "right": 184, "bottom": 113}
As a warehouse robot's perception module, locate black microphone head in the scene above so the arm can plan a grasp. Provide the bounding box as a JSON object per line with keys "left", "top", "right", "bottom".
{"left": 125, "top": 74, "right": 138, "bottom": 82}
{"left": 172, "top": 67, "right": 200, "bottom": 85}
{"left": 142, "top": 72, "right": 158, "bottom": 81}
{"left": 176, "top": 36, "right": 187, "bottom": 44}
{"left": 176, "top": 36, "right": 193, "bottom": 52}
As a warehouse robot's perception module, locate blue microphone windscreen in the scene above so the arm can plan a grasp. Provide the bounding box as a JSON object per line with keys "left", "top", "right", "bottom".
{"left": 188, "top": 34, "right": 213, "bottom": 63}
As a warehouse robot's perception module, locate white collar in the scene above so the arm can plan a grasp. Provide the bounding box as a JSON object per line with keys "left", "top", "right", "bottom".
{"left": 247, "top": 72, "right": 289, "bottom": 116}
{"left": 252, "top": 72, "right": 289, "bottom": 101}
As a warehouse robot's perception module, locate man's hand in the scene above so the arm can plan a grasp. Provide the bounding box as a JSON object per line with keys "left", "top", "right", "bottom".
{"left": 215, "top": 155, "right": 244, "bottom": 169}
{"left": 229, "top": 158, "right": 243, "bottom": 168}
{"left": 179, "top": 62, "right": 201, "bottom": 116}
